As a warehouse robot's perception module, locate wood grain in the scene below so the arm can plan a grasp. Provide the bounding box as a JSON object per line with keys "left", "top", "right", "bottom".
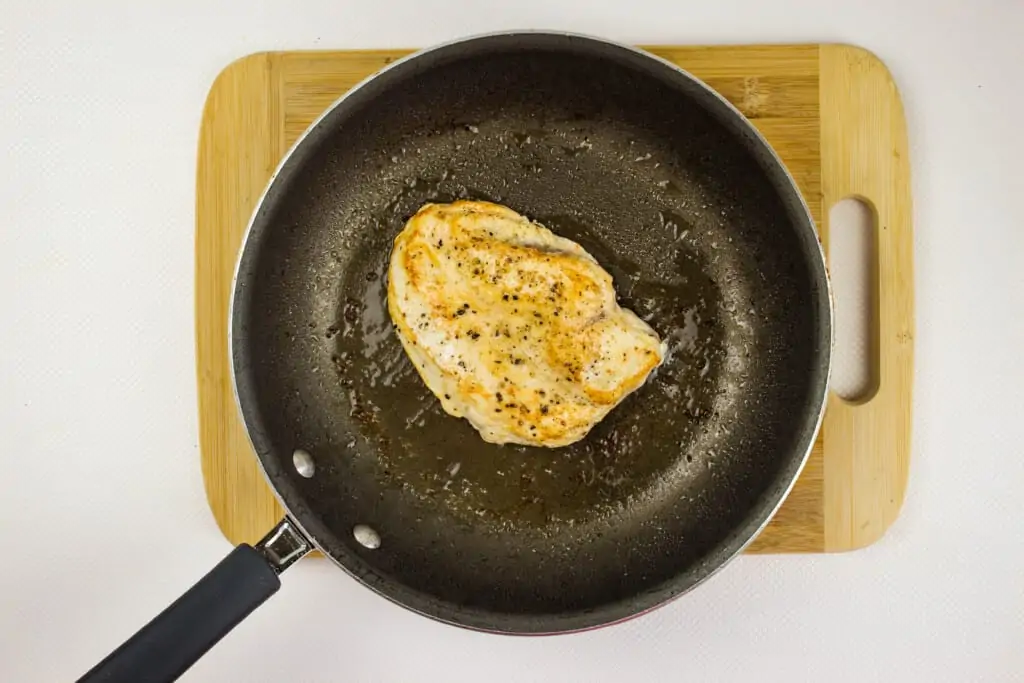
{"left": 195, "top": 44, "right": 912, "bottom": 552}
{"left": 196, "top": 53, "right": 286, "bottom": 544}
{"left": 819, "top": 45, "right": 914, "bottom": 551}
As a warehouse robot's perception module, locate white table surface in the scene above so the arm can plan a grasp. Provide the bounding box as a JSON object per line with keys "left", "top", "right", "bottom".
{"left": 2, "top": 1, "right": 1023, "bottom": 681}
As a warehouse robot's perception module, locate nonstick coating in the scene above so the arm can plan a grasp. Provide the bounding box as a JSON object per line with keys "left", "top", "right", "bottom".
{"left": 231, "top": 33, "right": 831, "bottom": 632}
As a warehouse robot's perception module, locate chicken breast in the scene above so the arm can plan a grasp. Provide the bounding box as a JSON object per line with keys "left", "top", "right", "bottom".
{"left": 387, "top": 200, "right": 666, "bottom": 448}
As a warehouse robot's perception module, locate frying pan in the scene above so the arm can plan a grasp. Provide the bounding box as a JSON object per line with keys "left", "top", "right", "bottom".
{"left": 81, "top": 32, "right": 831, "bottom": 682}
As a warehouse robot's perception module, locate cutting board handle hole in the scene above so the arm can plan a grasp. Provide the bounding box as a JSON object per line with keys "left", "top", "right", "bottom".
{"left": 828, "top": 197, "right": 879, "bottom": 403}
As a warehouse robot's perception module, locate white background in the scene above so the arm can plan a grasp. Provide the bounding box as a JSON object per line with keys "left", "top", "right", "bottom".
{"left": 2, "top": 1, "right": 1022, "bottom": 681}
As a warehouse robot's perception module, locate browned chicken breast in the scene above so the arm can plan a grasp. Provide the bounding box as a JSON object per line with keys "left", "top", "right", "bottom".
{"left": 388, "top": 201, "right": 665, "bottom": 447}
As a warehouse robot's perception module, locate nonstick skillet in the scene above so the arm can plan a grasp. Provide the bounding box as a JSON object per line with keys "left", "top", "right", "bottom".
{"left": 81, "top": 32, "right": 831, "bottom": 683}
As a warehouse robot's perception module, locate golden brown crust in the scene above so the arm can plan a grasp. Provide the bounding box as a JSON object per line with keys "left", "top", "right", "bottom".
{"left": 387, "top": 201, "right": 664, "bottom": 447}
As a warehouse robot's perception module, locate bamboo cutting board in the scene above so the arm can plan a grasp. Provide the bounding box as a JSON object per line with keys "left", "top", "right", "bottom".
{"left": 196, "top": 44, "right": 913, "bottom": 553}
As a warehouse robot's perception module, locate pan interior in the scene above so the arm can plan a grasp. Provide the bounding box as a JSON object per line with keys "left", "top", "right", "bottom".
{"left": 232, "top": 34, "right": 829, "bottom": 632}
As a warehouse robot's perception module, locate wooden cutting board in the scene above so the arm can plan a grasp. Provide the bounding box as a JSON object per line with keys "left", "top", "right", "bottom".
{"left": 196, "top": 43, "right": 913, "bottom": 553}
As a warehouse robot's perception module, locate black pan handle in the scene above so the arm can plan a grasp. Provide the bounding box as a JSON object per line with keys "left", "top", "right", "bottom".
{"left": 78, "top": 518, "right": 311, "bottom": 683}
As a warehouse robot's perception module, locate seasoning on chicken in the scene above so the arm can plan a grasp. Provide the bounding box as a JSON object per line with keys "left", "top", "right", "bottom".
{"left": 387, "top": 201, "right": 666, "bottom": 448}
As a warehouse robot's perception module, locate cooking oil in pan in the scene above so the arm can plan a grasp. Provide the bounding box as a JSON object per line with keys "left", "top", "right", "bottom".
{"left": 326, "top": 204, "right": 727, "bottom": 533}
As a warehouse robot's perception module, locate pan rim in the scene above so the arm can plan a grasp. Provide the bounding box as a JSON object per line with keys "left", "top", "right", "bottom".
{"left": 227, "top": 29, "right": 833, "bottom": 634}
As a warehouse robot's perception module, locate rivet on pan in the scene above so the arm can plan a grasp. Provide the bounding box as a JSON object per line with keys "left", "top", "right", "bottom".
{"left": 353, "top": 524, "right": 381, "bottom": 549}
{"left": 292, "top": 449, "right": 315, "bottom": 478}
